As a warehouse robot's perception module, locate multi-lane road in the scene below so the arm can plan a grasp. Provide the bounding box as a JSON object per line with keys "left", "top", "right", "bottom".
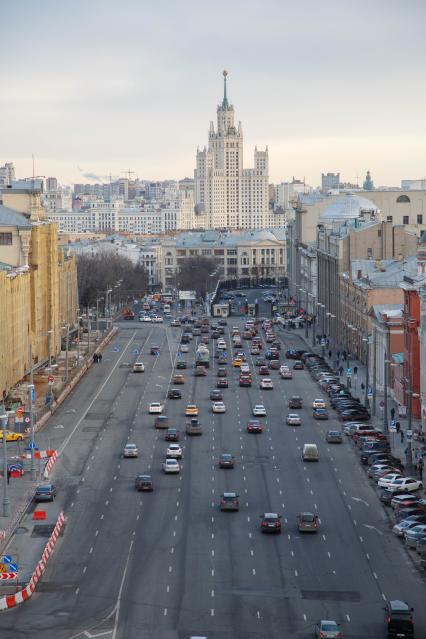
{"left": 0, "top": 297, "right": 425, "bottom": 638}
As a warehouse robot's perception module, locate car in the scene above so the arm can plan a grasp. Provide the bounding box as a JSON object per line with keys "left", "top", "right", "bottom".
{"left": 176, "top": 361, "right": 187, "bottom": 370}
{"left": 384, "top": 600, "right": 414, "bottom": 639}
{"left": 313, "top": 407, "right": 329, "bottom": 420}
{"left": 154, "top": 415, "right": 169, "bottom": 429}
{"left": 391, "top": 493, "right": 423, "bottom": 509}
{"left": 166, "top": 444, "right": 183, "bottom": 459}
{"left": 260, "top": 378, "right": 273, "bottom": 389}
{"left": 255, "top": 357, "right": 266, "bottom": 367}
{"left": 168, "top": 388, "right": 182, "bottom": 399}
{"left": 212, "top": 401, "right": 226, "bottom": 413}
{"left": 387, "top": 477, "right": 423, "bottom": 493}
{"left": 314, "top": 620, "right": 342, "bottom": 638}
{"left": 171, "top": 319, "right": 181, "bottom": 327}
{"left": 217, "top": 378, "right": 229, "bottom": 388}
{"left": 142, "top": 316, "right": 152, "bottom": 322}
{"left": 239, "top": 375, "right": 252, "bottom": 387}
{"left": 210, "top": 389, "right": 223, "bottom": 401}
{"left": 172, "top": 374, "right": 185, "bottom": 384}
{"left": 123, "top": 443, "right": 139, "bottom": 458}
{"left": 162, "top": 459, "right": 180, "bottom": 473}
{"left": 194, "top": 366, "right": 207, "bottom": 377}
{"left": 165, "top": 428, "right": 180, "bottom": 441}
{"left": 133, "top": 362, "right": 145, "bottom": 373}
{"left": 343, "top": 422, "right": 372, "bottom": 436}
{"left": 312, "top": 399, "right": 326, "bottom": 409}
{"left": 247, "top": 419, "right": 263, "bottom": 433}
{"left": 219, "top": 453, "right": 235, "bottom": 468}
{"left": 339, "top": 408, "right": 370, "bottom": 421}
{"left": 326, "top": 430, "right": 343, "bottom": 444}
{"left": 297, "top": 512, "right": 319, "bottom": 532}
{"left": 260, "top": 512, "right": 282, "bottom": 533}
{"left": 252, "top": 405, "right": 266, "bottom": 417}
{"left": 232, "top": 358, "right": 242, "bottom": 367}
{"left": 34, "top": 483, "right": 57, "bottom": 502}
{"left": 240, "top": 363, "right": 251, "bottom": 373}
{"left": 259, "top": 365, "right": 269, "bottom": 376}
{"left": 393, "top": 516, "right": 426, "bottom": 537}
{"left": 179, "top": 345, "right": 189, "bottom": 353}
{"left": 134, "top": 474, "right": 153, "bottom": 491}
{"left": 288, "top": 396, "right": 303, "bottom": 409}
{"left": 149, "top": 402, "right": 163, "bottom": 414}
{"left": 220, "top": 492, "right": 239, "bottom": 511}
{"left": 0, "top": 431, "right": 24, "bottom": 442}
{"left": 186, "top": 418, "right": 202, "bottom": 435}
{"left": 150, "top": 346, "right": 160, "bottom": 355}
{"left": 185, "top": 404, "right": 199, "bottom": 416}
{"left": 377, "top": 472, "right": 403, "bottom": 488}
{"left": 302, "top": 443, "right": 319, "bottom": 461}
{"left": 281, "top": 369, "right": 293, "bottom": 379}
{"left": 287, "top": 413, "right": 301, "bottom": 426}
{"left": 217, "top": 368, "right": 227, "bottom": 377}
{"left": 395, "top": 507, "right": 426, "bottom": 523}
{"left": 152, "top": 315, "right": 164, "bottom": 323}
{"left": 293, "top": 360, "right": 304, "bottom": 370}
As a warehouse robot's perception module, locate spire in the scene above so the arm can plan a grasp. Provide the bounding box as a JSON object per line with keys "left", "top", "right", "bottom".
{"left": 222, "top": 70, "right": 229, "bottom": 109}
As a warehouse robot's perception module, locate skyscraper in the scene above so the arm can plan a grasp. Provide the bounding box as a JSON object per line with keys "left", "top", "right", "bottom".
{"left": 194, "top": 71, "right": 269, "bottom": 230}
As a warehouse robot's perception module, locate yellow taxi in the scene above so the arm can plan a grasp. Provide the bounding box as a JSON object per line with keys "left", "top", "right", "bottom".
{"left": 185, "top": 404, "right": 199, "bottom": 416}
{"left": 0, "top": 431, "right": 24, "bottom": 442}
{"left": 233, "top": 358, "right": 242, "bottom": 368}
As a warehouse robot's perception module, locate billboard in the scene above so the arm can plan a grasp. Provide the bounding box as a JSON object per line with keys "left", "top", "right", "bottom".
{"left": 178, "top": 290, "right": 196, "bottom": 301}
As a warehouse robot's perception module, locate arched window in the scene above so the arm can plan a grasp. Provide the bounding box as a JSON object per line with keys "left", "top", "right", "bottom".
{"left": 396, "top": 195, "right": 410, "bottom": 203}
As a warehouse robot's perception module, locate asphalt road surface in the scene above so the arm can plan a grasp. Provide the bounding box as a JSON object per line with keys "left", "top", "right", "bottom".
{"left": 0, "top": 295, "right": 425, "bottom": 638}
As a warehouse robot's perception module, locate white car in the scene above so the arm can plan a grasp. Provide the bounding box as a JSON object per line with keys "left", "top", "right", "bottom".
{"left": 180, "top": 345, "right": 189, "bottom": 353}
{"left": 166, "top": 444, "right": 183, "bottom": 459}
{"left": 163, "top": 459, "right": 180, "bottom": 473}
{"left": 260, "top": 378, "right": 273, "bottom": 390}
{"left": 142, "top": 316, "right": 152, "bottom": 322}
{"left": 217, "top": 340, "right": 227, "bottom": 350}
{"left": 133, "top": 362, "right": 145, "bottom": 373}
{"left": 287, "top": 413, "right": 301, "bottom": 426}
{"left": 280, "top": 369, "right": 293, "bottom": 379}
{"left": 240, "top": 363, "right": 250, "bottom": 374}
{"left": 212, "top": 401, "right": 226, "bottom": 413}
{"left": 149, "top": 402, "right": 164, "bottom": 414}
{"left": 123, "top": 443, "right": 139, "bottom": 458}
{"left": 377, "top": 472, "right": 403, "bottom": 488}
{"left": 253, "top": 404, "right": 267, "bottom": 417}
{"left": 152, "top": 316, "right": 164, "bottom": 323}
{"left": 387, "top": 477, "right": 423, "bottom": 493}
{"left": 312, "top": 399, "right": 326, "bottom": 409}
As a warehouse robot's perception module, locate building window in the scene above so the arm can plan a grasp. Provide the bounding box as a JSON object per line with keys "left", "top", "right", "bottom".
{"left": 0, "top": 232, "right": 12, "bottom": 245}
{"left": 367, "top": 248, "right": 373, "bottom": 258}
{"left": 396, "top": 195, "right": 410, "bottom": 203}
{"left": 387, "top": 215, "right": 393, "bottom": 223}
{"left": 417, "top": 214, "right": 423, "bottom": 225}
{"left": 403, "top": 216, "right": 409, "bottom": 225}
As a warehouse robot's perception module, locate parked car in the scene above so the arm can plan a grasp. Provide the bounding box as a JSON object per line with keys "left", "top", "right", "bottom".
{"left": 34, "top": 483, "right": 56, "bottom": 502}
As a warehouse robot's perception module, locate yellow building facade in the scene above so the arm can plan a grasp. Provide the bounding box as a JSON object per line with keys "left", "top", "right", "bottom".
{"left": 0, "top": 180, "right": 77, "bottom": 398}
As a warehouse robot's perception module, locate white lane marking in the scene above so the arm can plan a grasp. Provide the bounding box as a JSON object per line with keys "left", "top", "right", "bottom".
{"left": 89, "top": 547, "right": 94, "bottom": 554}
{"left": 252, "top": 568, "right": 256, "bottom": 575}
{"left": 166, "top": 584, "right": 170, "bottom": 593}
{"left": 294, "top": 569, "right": 298, "bottom": 577}
{"left": 82, "top": 566, "right": 87, "bottom": 574}
{"left": 163, "top": 608, "right": 168, "bottom": 616}
{"left": 346, "top": 614, "right": 350, "bottom": 622}
{"left": 211, "top": 609, "right": 215, "bottom": 616}
{"left": 373, "top": 572, "right": 378, "bottom": 579}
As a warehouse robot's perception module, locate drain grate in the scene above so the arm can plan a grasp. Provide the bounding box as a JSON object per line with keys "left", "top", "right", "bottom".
{"left": 301, "top": 590, "right": 360, "bottom": 602}
{"left": 85, "top": 412, "right": 107, "bottom": 420}
{"left": 32, "top": 524, "right": 65, "bottom": 537}
{"left": 37, "top": 582, "right": 76, "bottom": 592}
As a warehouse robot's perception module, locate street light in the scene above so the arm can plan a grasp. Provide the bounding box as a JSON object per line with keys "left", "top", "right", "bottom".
{"left": 61, "top": 325, "right": 70, "bottom": 382}
{"left": 0, "top": 407, "right": 9, "bottom": 517}
{"left": 96, "top": 297, "right": 104, "bottom": 334}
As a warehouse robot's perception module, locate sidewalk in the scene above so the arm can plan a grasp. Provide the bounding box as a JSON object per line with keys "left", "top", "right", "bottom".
{"left": 278, "top": 324, "right": 424, "bottom": 471}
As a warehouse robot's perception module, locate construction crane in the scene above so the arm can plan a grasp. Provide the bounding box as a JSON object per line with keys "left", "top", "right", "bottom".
{"left": 122, "top": 169, "right": 135, "bottom": 181}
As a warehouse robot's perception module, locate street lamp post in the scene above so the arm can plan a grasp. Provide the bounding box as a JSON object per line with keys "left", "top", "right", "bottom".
{"left": 27, "top": 384, "right": 36, "bottom": 481}
{"left": 0, "top": 410, "right": 9, "bottom": 517}
{"left": 77, "top": 316, "right": 82, "bottom": 366}
{"left": 96, "top": 297, "right": 104, "bottom": 334}
{"left": 47, "top": 329, "right": 54, "bottom": 371}
{"left": 384, "top": 355, "right": 389, "bottom": 434}
{"left": 62, "top": 325, "right": 70, "bottom": 382}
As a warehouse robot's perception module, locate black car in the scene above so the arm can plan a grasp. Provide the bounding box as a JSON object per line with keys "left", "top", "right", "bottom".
{"left": 168, "top": 388, "right": 182, "bottom": 399}
{"left": 176, "top": 361, "right": 187, "bottom": 369}
{"left": 384, "top": 600, "right": 414, "bottom": 638}
{"left": 135, "top": 475, "right": 153, "bottom": 491}
{"left": 217, "top": 379, "right": 228, "bottom": 388}
{"left": 210, "top": 389, "right": 223, "bottom": 401}
{"left": 286, "top": 349, "right": 305, "bottom": 360}
{"left": 293, "top": 360, "right": 304, "bottom": 370}
{"left": 367, "top": 453, "right": 404, "bottom": 468}
{"left": 217, "top": 368, "right": 227, "bottom": 378}
{"left": 165, "top": 428, "right": 180, "bottom": 441}
{"left": 34, "top": 483, "right": 57, "bottom": 502}
{"left": 340, "top": 409, "right": 370, "bottom": 421}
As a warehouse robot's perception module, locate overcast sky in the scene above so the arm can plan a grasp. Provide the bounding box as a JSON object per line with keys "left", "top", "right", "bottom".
{"left": 2, "top": 0, "right": 426, "bottom": 187}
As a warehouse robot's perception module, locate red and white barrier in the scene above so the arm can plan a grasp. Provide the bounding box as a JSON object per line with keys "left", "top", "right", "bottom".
{"left": 43, "top": 451, "right": 58, "bottom": 479}
{"left": 0, "top": 511, "right": 65, "bottom": 611}
{"left": 21, "top": 449, "right": 56, "bottom": 461}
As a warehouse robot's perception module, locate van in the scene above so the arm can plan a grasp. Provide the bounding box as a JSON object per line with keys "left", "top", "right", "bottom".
{"left": 302, "top": 444, "right": 319, "bottom": 462}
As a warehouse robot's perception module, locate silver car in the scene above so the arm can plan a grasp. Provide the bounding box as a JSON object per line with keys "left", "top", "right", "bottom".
{"left": 123, "top": 443, "right": 139, "bottom": 458}
{"left": 404, "top": 524, "right": 426, "bottom": 548}
{"left": 314, "top": 620, "right": 342, "bottom": 638}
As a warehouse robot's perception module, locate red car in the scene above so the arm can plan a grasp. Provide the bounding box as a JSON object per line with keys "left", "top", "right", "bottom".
{"left": 260, "top": 512, "right": 282, "bottom": 533}
{"left": 247, "top": 420, "right": 263, "bottom": 434}
{"left": 217, "top": 378, "right": 229, "bottom": 388}
{"left": 259, "top": 366, "right": 269, "bottom": 376}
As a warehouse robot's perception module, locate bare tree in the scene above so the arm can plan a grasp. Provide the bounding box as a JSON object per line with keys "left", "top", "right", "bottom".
{"left": 77, "top": 251, "right": 148, "bottom": 308}
{"left": 177, "top": 256, "right": 218, "bottom": 298}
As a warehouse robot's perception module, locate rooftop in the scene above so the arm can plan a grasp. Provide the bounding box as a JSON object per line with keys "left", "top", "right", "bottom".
{"left": 173, "top": 229, "right": 286, "bottom": 247}
{"left": 0, "top": 204, "right": 31, "bottom": 229}
{"left": 347, "top": 256, "right": 417, "bottom": 289}
{"left": 320, "top": 193, "right": 377, "bottom": 222}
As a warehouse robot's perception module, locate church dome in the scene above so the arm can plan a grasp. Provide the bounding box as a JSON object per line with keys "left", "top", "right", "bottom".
{"left": 320, "top": 193, "right": 377, "bottom": 222}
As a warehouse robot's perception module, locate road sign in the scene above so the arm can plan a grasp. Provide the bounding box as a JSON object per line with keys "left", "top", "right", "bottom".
{"left": 389, "top": 422, "right": 397, "bottom": 433}
{"left": 390, "top": 419, "right": 396, "bottom": 428}
{"left": 346, "top": 367, "right": 352, "bottom": 376}
{"left": 31, "top": 386, "right": 36, "bottom": 401}
{"left": 8, "top": 562, "right": 18, "bottom": 572}
{"left": 48, "top": 376, "right": 54, "bottom": 384}
{"left": 0, "top": 572, "right": 18, "bottom": 580}
{"left": 28, "top": 440, "right": 37, "bottom": 450}
{"left": 132, "top": 348, "right": 140, "bottom": 354}
{"left": 24, "top": 417, "right": 30, "bottom": 424}
{"left": 406, "top": 430, "right": 413, "bottom": 441}
{"left": 379, "top": 400, "right": 384, "bottom": 408}
{"left": 321, "top": 339, "right": 326, "bottom": 346}
{"left": 367, "top": 386, "right": 373, "bottom": 399}
{"left": 2, "top": 556, "right": 12, "bottom": 565}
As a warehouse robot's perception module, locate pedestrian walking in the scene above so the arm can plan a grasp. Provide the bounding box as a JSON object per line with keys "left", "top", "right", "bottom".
{"left": 328, "top": 350, "right": 332, "bottom": 359}
{"left": 390, "top": 407, "right": 395, "bottom": 420}
{"left": 343, "top": 351, "right": 347, "bottom": 360}
{"left": 400, "top": 429, "right": 405, "bottom": 443}
{"left": 418, "top": 457, "right": 423, "bottom": 481}
{"left": 396, "top": 422, "right": 401, "bottom": 434}
{"left": 337, "top": 350, "right": 340, "bottom": 359}
{"left": 339, "top": 365, "right": 344, "bottom": 376}
{"left": 99, "top": 353, "right": 102, "bottom": 363}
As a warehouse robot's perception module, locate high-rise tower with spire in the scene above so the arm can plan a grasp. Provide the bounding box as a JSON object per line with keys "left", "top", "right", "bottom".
{"left": 194, "top": 71, "right": 270, "bottom": 230}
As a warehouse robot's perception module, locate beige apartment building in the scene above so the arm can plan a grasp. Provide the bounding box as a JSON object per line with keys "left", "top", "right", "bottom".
{"left": 0, "top": 180, "right": 78, "bottom": 399}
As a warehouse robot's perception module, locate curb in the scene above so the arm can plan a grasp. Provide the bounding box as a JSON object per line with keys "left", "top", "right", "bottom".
{"left": 0, "top": 511, "right": 65, "bottom": 611}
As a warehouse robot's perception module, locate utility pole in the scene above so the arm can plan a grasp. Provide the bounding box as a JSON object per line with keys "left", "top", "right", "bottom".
{"left": 87, "top": 307, "right": 91, "bottom": 354}
{"left": 364, "top": 335, "right": 370, "bottom": 409}
{"left": 372, "top": 328, "right": 377, "bottom": 417}
{"left": 383, "top": 352, "right": 389, "bottom": 433}
{"left": 28, "top": 384, "right": 36, "bottom": 481}
{"left": 1, "top": 411, "right": 9, "bottom": 517}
